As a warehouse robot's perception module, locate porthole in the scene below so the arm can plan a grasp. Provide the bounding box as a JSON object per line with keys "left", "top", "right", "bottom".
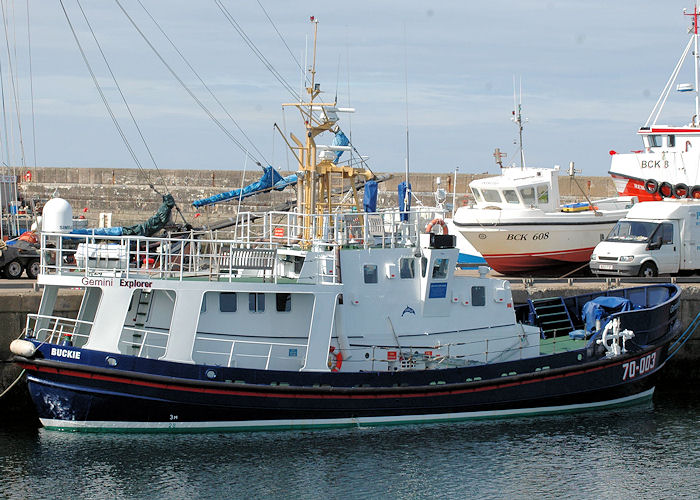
{"left": 105, "top": 356, "right": 117, "bottom": 367}
{"left": 205, "top": 369, "right": 217, "bottom": 380}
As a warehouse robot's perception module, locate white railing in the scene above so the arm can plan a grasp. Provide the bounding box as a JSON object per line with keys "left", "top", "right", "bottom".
{"left": 25, "top": 313, "right": 92, "bottom": 347}
{"left": 193, "top": 335, "right": 307, "bottom": 370}
{"left": 119, "top": 326, "right": 170, "bottom": 358}
{"left": 38, "top": 207, "right": 446, "bottom": 283}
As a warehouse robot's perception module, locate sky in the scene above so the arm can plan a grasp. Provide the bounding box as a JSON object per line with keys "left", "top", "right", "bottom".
{"left": 0, "top": 1, "right": 698, "bottom": 177}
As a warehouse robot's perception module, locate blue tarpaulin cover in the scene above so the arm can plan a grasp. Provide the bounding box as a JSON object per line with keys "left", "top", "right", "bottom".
{"left": 332, "top": 130, "right": 349, "bottom": 164}
{"left": 71, "top": 194, "right": 176, "bottom": 237}
{"left": 363, "top": 180, "right": 378, "bottom": 212}
{"left": 192, "top": 166, "right": 296, "bottom": 208}
{"left": 398, "top": 182, "right": 412, "bottom": 222}
{"left": 582, "top": 296, "right": 633, "bottom": 334}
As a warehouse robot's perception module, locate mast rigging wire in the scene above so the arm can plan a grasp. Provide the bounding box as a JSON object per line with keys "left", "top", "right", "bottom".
{"left": 135, "top": 0, "right": 269, "bottom": 166}
{"left": 25, "top": 0, "right": 36, "bottom": 168}
{"left": 114, "top": 0, "right": 264, "bottom": 170}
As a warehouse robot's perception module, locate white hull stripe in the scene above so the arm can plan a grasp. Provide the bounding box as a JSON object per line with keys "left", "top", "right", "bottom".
{"left": 40, "top": 388, "right": 655, "bottom": 433}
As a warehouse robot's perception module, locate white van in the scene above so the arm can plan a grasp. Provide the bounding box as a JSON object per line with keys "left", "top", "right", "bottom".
{"left": 590, "top": 200, "right": 700, "bottom": 277}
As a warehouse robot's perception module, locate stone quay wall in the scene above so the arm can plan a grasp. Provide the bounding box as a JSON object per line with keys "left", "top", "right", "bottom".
{"left": 12, "top": 166, "right": 618, "bottom": 228}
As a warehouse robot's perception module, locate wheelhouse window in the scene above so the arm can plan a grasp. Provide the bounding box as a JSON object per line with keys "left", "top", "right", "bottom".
{"left": 249, "top": 293, "right": 265, "bottom": 312}
{"left": 503, "top": 189, "right": 520, "bottom": 204}
{"left": 668, "top": 135, "right": 676, "bottom": 148}
{"left": 399, "top": 257, "right": 415, "bottom": 279}
{"left": 648, "top": 135, "right": 661, "bottom": 147}
{"left": 219, "top": 292, "right": 237, "bottom": 312}
{"left": 482, "top": 189, "right": 502, "bottom": 203}
{"left": 471, "top": 286, "right": 486, "bottom": 306}
{"left": 520, "top": 186, "right": 535, "bottom": 205}
{"left": 432, "top": 258, "right": 449, "bottom": 279}
{"left": 471, "top": 188, "right": 482, "bottom": 201}
{"left": 276, "top": 293, "right": 291, "bottom": 312}
{"left": 536, "top": 185, "right": 549, "bottom": 204}
{"left": 363, "top": 264, "right": 378, "bottom": 283}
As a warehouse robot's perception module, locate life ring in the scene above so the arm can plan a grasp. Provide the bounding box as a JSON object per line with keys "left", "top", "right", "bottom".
{"left": 673, "top": 183, "right": 689, "bottom": 198}
{"left": 328, "top": 346, "right": 343, "bottom": 372}
{"left": 691, "top": 185, "right": 700, "bottom": 199}
{"left": 425, "top": 218, "right": 448, "bottom": 235}
{"left": 658, "top": 181, "right": 673, "bottom": 198}
{"left": 643, "top": 179, "right": 658, "bottom": 194}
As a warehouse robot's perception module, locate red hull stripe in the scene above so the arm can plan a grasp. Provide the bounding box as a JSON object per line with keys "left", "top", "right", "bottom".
{"left": 639, "top": 128, "right": 700, "bottom": 134}
{"left": 484, "top": 247, "right": 595, "bottom": 259}
{"left": 18, "top": 351, "right": 657, "bottom": 401}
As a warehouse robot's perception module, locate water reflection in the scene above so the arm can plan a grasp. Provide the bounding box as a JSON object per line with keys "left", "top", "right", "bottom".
{"left": 1, "top": 390, "right": 698, "bottom": 499}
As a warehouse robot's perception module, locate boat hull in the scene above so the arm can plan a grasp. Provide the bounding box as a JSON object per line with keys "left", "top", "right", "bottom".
{"left": 453, "top": 222, "right": 617, "bottom": 273}
{"left": 19, "top": 343, "right": 668, "bottom": 432}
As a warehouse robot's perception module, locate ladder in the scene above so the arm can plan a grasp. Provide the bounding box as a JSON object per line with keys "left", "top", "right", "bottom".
{"left": 528, "top": 297, "right": 574, "bottom": 339}
{"left": 131, "top": 289, "right": 153, "bottom": 351}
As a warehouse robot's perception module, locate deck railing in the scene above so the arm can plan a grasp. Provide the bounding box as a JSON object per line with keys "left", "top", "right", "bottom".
{"left": 38, "top": 207, "right": 446, "bottom": 283}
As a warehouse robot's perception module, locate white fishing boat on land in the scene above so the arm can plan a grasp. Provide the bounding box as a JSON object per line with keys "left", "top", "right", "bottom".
{"left": 610, "top": 6, "right": 700, "bottom": 202}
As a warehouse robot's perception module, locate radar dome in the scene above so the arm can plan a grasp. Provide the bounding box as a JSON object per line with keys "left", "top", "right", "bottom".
{"left": 42, "top": 198, "right": 73, "bottom": 232}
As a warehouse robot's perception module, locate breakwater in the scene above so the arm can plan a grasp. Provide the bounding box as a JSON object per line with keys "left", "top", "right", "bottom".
{"left": 13, "top": 166, "right": 617, "bottom": 227}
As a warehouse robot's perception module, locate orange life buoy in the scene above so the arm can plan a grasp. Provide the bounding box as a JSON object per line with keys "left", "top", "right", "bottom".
{"left": 425, "top": 218, "right": 448, "bottom": 235}
{"left": 328, "top": 346, "right": 343, "bottom": 372}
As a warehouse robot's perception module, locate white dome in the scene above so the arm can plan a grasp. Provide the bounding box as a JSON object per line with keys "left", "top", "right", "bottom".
{"left": 42, "top": 198, "right": 73, "bottom": 232}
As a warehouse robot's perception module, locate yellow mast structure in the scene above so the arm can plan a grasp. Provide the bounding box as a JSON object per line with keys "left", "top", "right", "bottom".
{"left": 281, "top": 18, "right": 373, "bottom": 243}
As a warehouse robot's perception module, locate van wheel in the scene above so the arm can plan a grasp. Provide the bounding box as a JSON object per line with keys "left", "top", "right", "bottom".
{"left": 638, "top": 262, "right": 658, "bottom": 278}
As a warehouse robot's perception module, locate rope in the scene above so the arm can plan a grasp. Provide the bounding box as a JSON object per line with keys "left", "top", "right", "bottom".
{"left": 0, "top": 369, "right": 25, "bottom": 400}
{"left": 135, "top": 0, "right": 269, "bottom": 166}
{"left": 114, "top": 0, "right": 263, "bottom": 169}
{"left": 666, "top": 309, "right": 700, "bottom": 361}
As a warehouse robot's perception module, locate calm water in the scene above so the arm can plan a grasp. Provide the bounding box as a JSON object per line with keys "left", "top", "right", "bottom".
{"left": 1, "top": 389, "right": 699, "bottom": 500}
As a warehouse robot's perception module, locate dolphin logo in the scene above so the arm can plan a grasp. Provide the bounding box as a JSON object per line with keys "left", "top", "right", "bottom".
{"left": 402, "top": 306, "right": 415, "bottom": 317}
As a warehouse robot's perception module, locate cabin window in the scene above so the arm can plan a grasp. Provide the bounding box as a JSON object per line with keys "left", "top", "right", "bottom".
{"left": 399, "top": 257, "right": 415, "bottom": 279}
{"left": 471, "top": 286, "right": 486, "bottom": 306}
{"left": 421, "top": 257, "right": 428, "bottom": 278}
{"left": 503, "top": 189, "right": 519, "bottom": 204}
{"left": 200, "top": 297, "right": 206, "bottom": 313}
{"left": 363, "top": 264, "right": 378, "bottom": 283}
{"left": 660, "top": 223, "right": 674, "bottom": 245}
{"left": 219, "top": 292, "right": 237, "bottom": 312}
{"left": 432, "top": 258, "right": 449, "bottom": 279}
{"left": 668, "top": 135, "right": 676, "bottom": 147}
{"left": 537, "top": 185, "right": 549, "bottom": 204}
{"left": 249, "top": 293, "right": 265, "bottom": 312}
{"left": 471, "top": 188, "right": 482, "bottom": 201}
{"left": 482, "top": 189, "right": 502, "bottom": 203}
{"left": 648, "top": 135, "right": 661, "bottom": 147}
{"left": 520, "top": 186, "right": 535, "bottom": 205}
{"left": 276, "top": 293, "right": 292, "bottom": 312}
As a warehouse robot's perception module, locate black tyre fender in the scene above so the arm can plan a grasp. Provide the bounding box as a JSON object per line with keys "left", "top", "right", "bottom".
{"left": 658, "top": 182, "right": 673, "bottom": 198}
{"left": 5, "top": 259, "right": 24, "bottom": 279}
{"left": 691, "top": 185, "right": 700, "bottom": 199}
{"left": 673, "top": 183, "right": 689, "bottom": 198}
{"left": 638, "top": 261, "right": 658, "bottom": 278}
{"left": 644, "top": 178, "right": 658, "bottom": 194}
{"left": 26, "top": 259, "right": 40, "bottom": 279}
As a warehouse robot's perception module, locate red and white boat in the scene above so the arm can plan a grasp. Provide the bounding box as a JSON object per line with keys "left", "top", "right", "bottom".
{"left": 610, "top": 6, "right": 700, "bottom": 202}
{"left": 452, "top": 165, "right": 636, "bottom": 274}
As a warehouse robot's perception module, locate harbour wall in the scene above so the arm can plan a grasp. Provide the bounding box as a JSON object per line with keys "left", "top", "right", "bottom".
{"left": 1, "top": 283, "right": 698, "bottom": 423}
{"left": 12, "top": 166, "right": 618, "bottom": 227}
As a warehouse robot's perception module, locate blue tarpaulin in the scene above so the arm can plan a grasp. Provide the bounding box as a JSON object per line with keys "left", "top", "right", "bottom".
{"left": 363, "top": 180, "right": 378, "bottom": 212}
{"left": 398, "top": 181, "right": 412, "bottom": 222}
{"left": 192, "top": 166, "right": 296, "bottom": 208}
{"left": 582, "top": 296, "right": 633, "bottom": 334}
{"left": 332, "top": 130, "right": 349, "bottom": 164}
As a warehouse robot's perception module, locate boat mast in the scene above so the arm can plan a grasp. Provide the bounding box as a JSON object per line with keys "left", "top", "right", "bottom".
{"left": 686, "top": 5, "right": 700, "bottom": 122}
{"left": 282, "top": 18, "right": 371, "bottom": 243}
{"left": 512, "top": 79, "right": 526, "bottom": 168}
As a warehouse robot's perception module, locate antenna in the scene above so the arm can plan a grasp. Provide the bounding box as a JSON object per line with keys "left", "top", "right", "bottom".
{"left": 511, "top": 76, "right": 526, "bottom": 168}
{"left": 403, "top": 23, "right": 410, "bottom": 210}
